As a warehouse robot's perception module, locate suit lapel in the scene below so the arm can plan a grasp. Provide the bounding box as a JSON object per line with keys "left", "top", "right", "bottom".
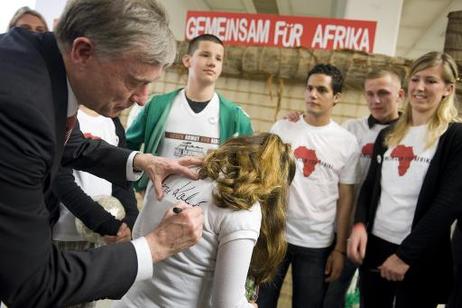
{"left": 36, "top": 33, "right": 68, "bottom": 178}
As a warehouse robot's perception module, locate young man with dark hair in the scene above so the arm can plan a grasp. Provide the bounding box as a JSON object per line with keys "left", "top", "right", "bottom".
{"left": 126, "top": 33, "right": 253, "bottom": 192}
{"left": 258, "top": 64, "right": 359, "bottom": 308}
{"left": 186, "top": 33, "right": 223, "bottom": 54}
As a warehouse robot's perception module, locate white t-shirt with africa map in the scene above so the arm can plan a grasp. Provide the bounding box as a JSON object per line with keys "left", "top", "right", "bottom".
{"left": 271, "top": 116, "right": 360, "bottom": 248}
{"left": 373, "top": 124, "right": 437, "bottom": 244}
{"left": 342, "top": 117, "right": 388, "bottom": 187}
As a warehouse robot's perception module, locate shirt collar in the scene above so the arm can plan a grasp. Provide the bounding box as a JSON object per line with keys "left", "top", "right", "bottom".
{"left": 367, "top": 113, "right": 400, "bottom": 129}
{"left": 67, "top": 79, "right": 79, "bottom": 117}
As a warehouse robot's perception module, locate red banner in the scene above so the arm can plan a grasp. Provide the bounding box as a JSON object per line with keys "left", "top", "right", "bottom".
{"left": 185, "top": 11, "right": 376, "bottom": 53}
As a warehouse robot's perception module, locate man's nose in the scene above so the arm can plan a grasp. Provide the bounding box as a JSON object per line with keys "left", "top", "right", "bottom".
{"left": 131, "top": 84, "right": 150, "bottom": 106}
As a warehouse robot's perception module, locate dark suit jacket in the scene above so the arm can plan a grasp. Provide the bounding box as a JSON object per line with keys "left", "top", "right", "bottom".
{"left": 355, "top": 122, "right": 462, "bottom": 302}
{"left": 52, "top": 118, "right": 139, "bottom": 235}
{"left": 0, "top": 29, "right": 139, "bottom": 307}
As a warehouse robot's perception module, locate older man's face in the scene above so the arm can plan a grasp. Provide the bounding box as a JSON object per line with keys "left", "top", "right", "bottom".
{"left": 70, "top": 52, "right": 163, "bottom": 117}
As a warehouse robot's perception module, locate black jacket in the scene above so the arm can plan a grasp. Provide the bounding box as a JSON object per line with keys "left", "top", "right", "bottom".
{"left": 52, "top": 117, "right": 138, "bottom": 234}
{"left": 355, "top": 122, "right": 462, "bottom": 300}
{"left": 0, "top": 29, "right": 138, "bottom": 307}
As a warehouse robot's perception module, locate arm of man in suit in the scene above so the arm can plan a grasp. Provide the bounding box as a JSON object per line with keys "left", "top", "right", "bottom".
{"left": 54, "top": 117, "right": 139, "bottom": 239}
{"left": 104, "top": 117, "right": 139, "bottom": 243}
{"left": 52, "top": 166, "right": 123, "bottom": 236}
{"left": 62, "top": 123, "right": 132, "bottom": 189}
{"left": 112, "top": 116, "right": 140, "bottom": 230}
{"left": 0, "top": 101, "right": 138, "bottom": 307}
{"left": 0, "top": 100, "right": 203, "bottom": 307}
{"left": 64, "top": 120, "right": 202, "bottom": 200}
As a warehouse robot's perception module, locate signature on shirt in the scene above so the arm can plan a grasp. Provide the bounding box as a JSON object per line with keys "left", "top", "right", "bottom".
{"left": 162, "top": 181, "right": 207, "bottom": 207}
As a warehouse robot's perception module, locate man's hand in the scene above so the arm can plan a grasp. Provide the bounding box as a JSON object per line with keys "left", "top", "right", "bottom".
{"left": 103, "top": 222, "right": 132, "bottom": 244}
{"left": 145, "top": 202, "right": 203, "bottom": 262}
{"left": 133, "top": 154, "right": 202, "bottom": 200}
{"left": 347, "top": 223, "right": 368, "bottom": 265}
{"left": 378, "top": 254, "right": 410, "bottom": 281}
{"left": 283, "top": 111, "right": 303, "bottom": 122}
{"left": 325, "top": 249, "right": 345, "bottom": 282}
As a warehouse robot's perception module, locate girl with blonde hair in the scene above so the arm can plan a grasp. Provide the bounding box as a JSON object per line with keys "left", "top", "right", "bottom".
{"left": 348, "top": 51, "right": 462, "bottom": 307}
{"left": 115, "top": 133, "right": 295, "bottom": 307}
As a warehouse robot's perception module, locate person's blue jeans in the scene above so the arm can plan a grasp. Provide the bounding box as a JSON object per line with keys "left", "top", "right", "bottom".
{"left": 257, "top": 243, "right": 331, "bottom": 308}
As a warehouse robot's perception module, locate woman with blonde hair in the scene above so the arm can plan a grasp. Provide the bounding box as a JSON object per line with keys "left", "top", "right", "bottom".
{"left": 8, "top": 6, "right": 48, "bottom": 33}
{"left": 114, "top": 133, "right": 295, "bottom": 308}
{"left": 348, "top": 51, "right": 462, "bottom": 307}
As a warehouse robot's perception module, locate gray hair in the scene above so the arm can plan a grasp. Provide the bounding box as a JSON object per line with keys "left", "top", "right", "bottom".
{"left": 8, "top": 6, "right": 49, "bottom": 31}
{"left": 55, "top": 0, "right": 176, "bottom": 66}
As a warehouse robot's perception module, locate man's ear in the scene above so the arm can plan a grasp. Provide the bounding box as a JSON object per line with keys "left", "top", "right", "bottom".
{"left": 69, "top": 37, "right": 95, "bottom": 65}
{"left": 397, "top": 88, "right": 405, "bottom": 105}
{"left": 182, "top": 54, "right": 191, "bottom": 68}
{"left": 443, "top": 83, "right": 454, "bottom": 98}
{"left": 333, "top": 92, "right": 342, "bottom": 105}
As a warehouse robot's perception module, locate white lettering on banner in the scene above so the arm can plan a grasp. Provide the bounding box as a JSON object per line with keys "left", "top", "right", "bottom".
{"left": 359, "top": 29, "right": 369, "bottom": 51}
{"left": 238, "top": 19, "right": 247, "bottom": 41}
{"left": 185, "top": 17, "right": 198, "bottom": 38}
{"left": 311, "top": 24, "right": 371, "bottom": 52}
{"left": 186, "top": 16, "right": 271, "bottom": 44}
{"left": 274, "top": 21, "right": 303, "bottom": 47}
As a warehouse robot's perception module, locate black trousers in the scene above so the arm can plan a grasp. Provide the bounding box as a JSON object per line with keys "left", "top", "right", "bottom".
{"left": 359, "top": 234, "right": 438, "bottom": 308}
{"left": 448, "top": 222, "right": 462, "bottom": 308}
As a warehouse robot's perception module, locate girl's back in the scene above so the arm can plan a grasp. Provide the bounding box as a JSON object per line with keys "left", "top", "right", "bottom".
{"left": 115, "top": 175, "right": 261, "bottom": 308}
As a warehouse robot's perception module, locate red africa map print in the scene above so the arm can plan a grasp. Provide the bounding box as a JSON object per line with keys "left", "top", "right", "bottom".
{"left": 361, "top": 143, "right": 373, "bottom": 158}
{"left": 391, "top": 145, "right": 416, "bottom": 176}
{"left": 294, "top": 146, "right": 319, "bottom": 177}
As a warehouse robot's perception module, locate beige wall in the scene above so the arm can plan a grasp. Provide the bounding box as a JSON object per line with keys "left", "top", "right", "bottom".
{"left": 120, "top": 69, "right": 370, "bottom": 131}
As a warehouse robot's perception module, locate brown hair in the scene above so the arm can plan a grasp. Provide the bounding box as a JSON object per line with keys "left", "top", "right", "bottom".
{"left": 200, "top": 133, "right": 295, "bottom": 284}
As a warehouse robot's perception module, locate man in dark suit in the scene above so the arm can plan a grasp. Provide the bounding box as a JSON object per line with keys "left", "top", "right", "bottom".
{"left": 0, "top": 1, "right": 203, "bottom": 307}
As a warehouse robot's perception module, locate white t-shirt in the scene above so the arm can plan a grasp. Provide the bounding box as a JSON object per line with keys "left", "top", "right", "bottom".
{"left": 342, "top": 117, "right": 388, "bottom": 186}
{"left": 157, "top": 89, "right": 220, "bottom": 159}
{"left": 52, "top": 111, "right": 118, "bottom": 241}
{"left": 114, "top": 176, "right": 261, "bottom": 308}
{"left": 144, "top": 88, "right": 222, "bottom": 215}
{"left": 373, "top": 125, "right": 437, "bottom": 244}
{"left": 271, "top": 117, "right": 360, "bottom": 248}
